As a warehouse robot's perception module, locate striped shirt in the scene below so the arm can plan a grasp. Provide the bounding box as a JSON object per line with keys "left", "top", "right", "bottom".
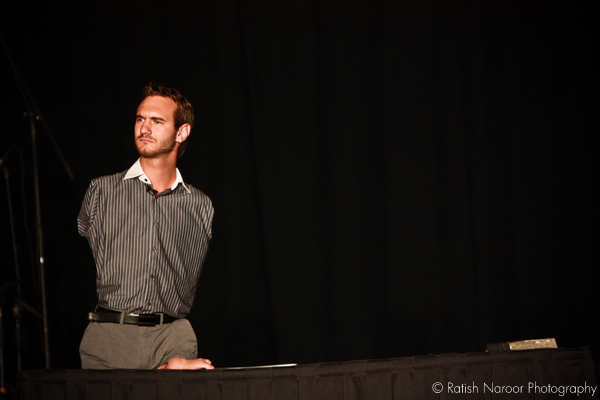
{"left": 77, "top": 160, "right": 213, "bottom": 318}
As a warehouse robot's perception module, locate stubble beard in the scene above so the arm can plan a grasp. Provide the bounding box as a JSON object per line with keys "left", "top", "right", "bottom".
{"left": 136, "top": 135, "right": 177, "bottom": 158}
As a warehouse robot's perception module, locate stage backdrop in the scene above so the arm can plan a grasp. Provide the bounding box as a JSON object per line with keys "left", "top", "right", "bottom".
{"left": 0, "top": 0, "right": 596, "bottom": 392}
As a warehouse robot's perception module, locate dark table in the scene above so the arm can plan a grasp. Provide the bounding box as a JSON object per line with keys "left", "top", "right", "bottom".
{"left": 19, "top": 347, "right": 598, "bottom": 399}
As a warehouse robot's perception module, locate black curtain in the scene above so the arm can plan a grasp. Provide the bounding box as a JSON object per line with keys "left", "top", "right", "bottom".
{"left": 0, "top": 0, "right": 595, "bottom": 390}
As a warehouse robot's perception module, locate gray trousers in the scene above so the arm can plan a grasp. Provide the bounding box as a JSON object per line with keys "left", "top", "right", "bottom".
{"left": 79, "top": 319, "right": 197, "bottom": 369}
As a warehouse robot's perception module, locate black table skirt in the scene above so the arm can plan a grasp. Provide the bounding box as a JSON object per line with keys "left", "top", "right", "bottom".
{"left": 19, "top": 347, "right": 598, "bottom": 399}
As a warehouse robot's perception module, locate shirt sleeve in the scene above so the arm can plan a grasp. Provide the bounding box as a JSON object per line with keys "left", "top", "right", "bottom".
{"left": 203, "top": 196, "right": 214, "bottom": 240}
{"left": 77, "top": 179, "right": 99, "bottom": 237}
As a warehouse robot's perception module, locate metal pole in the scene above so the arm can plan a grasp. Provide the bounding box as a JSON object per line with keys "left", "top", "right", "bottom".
{"left": 29, "top": 114, "right": 51, "bottom": 369}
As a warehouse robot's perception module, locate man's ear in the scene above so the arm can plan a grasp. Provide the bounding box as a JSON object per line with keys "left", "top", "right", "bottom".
{"left": 176, "top": 124, "right": 191, "bottom": 143}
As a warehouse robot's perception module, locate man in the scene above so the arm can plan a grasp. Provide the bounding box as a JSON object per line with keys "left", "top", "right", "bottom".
{"left": 77, "top": 83, "right": 214, "bottom": 370}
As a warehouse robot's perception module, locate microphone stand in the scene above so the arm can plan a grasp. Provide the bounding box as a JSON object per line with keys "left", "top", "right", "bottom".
{"left": 2, "top": 154, "right": 24, "bottom": 373}
{"left": 2, "top": 34, "right": 74, "bottom": 370}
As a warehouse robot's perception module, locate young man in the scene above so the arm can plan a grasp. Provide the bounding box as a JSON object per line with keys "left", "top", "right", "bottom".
{"left": 77, "top": 84, "right": 214, "bottom": 370}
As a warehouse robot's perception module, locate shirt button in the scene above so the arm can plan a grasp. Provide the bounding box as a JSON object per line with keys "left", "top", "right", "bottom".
{"left": 150, "top": 274, "right": 155, "bottom": 279}
{"left": 147, "top": 301, "right": 151, "bottom": 306}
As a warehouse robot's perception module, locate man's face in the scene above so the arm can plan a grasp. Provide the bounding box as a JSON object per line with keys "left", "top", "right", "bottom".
{"left": 135, "top": 96, "right": 179, "bottom": 158}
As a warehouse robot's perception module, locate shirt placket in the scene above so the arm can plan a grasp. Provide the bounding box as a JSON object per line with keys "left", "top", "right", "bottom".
{"left": 145, "top": 194, "right": 160, "bottom": 311}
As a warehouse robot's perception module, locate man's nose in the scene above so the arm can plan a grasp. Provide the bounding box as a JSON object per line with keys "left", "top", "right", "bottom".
{"left": 140, "top": 120, "right": 151, "bottom": 134}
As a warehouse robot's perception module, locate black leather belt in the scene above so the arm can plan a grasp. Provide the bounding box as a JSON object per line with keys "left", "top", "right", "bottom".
{"left": 88, "top": 307, "right": 178, "bottom": 326}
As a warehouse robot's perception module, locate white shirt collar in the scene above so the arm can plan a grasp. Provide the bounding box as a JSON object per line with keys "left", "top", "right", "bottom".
{"left": 124, "top": 159, "right": 190, "bottom": 193}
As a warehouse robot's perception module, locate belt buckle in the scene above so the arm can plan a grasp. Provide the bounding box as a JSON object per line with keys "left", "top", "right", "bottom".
{"left": 137, "top": 314, "right": 159, "bottom": 326}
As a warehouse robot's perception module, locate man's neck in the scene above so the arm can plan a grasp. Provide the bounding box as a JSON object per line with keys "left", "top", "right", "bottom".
{"left": 139, "top": 156, "right": 178, "bottom": 193}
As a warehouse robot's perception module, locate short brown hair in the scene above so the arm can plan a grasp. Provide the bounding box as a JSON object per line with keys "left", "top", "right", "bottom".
{"left": 142, "top": 83, "right": 194, "bottom": 158}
